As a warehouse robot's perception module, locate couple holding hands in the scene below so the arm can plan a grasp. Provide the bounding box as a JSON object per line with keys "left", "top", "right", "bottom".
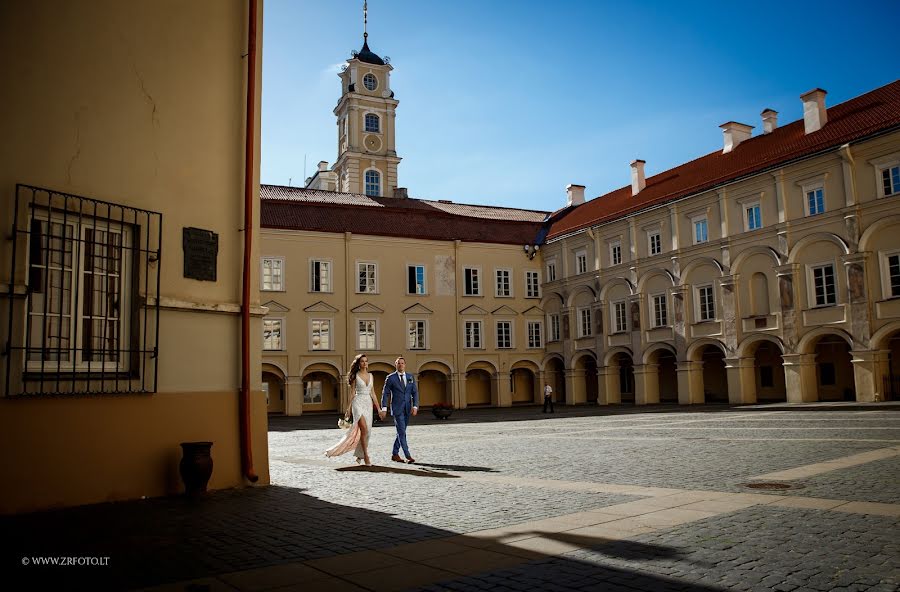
{"left": 325, "top": 354, "right": 418, "bottom": 466}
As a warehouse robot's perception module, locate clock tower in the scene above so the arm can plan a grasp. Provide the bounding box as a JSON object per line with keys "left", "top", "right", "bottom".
{"left": 331, "top": 5, "right": 400, "bottom": 197}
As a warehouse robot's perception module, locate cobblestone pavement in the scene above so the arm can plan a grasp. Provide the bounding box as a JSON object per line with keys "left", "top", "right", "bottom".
{"left": 3, "top": 405, "right": 899, "bottom": 591}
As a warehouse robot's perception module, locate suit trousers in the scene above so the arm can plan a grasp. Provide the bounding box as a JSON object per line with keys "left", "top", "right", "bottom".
{"left": 392, "top": 410, "right": 412, "bottom": 457}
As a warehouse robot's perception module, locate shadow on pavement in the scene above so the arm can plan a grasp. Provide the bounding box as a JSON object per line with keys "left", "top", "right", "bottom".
{"left": 335, "top": 464, "right": 459, "bottom": 478}
{"left": 411, "top": 462, "right": 499, "bottom": 473}
{"left": 1, "top": 484, "right": 721, "bottom": 592}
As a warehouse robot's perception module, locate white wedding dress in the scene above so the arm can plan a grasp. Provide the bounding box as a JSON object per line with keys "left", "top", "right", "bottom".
{"left": 325, "top": 374, "right": 374, "bottom": 461}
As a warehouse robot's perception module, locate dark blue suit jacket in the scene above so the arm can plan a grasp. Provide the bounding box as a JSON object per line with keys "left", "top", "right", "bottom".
{"left": 381, "top": 371, "right": 419, "bottom": 416}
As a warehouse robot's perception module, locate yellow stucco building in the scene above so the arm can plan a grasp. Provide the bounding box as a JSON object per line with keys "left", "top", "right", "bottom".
{"left": 261, "top": 28, "right": 900, "bottom": 414}
{"left": 0, "top": 0, "right": 270, "bottom": 514}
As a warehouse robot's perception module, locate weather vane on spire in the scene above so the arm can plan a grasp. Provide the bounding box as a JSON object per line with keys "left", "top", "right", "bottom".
{"left": 363, "top": 1, "right": 368, "bottom": 41}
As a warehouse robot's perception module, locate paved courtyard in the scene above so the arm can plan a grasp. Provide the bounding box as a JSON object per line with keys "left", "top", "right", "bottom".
{"left": 4, "top": 404, "right": 899, "bottom": 591}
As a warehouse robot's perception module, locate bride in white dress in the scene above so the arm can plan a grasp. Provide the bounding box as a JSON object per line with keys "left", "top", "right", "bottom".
{"left": 325, "top": 354, "right": 381, "bottom": 465}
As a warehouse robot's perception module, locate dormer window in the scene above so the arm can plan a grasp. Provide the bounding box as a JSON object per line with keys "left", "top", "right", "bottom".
{"left": 365, "top": 113, "right": 380, "bottom": 133}
{"left": 363, "top": 73, "right": 378, "bottom": 91}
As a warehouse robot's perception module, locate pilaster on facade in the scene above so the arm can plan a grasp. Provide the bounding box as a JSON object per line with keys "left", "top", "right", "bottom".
{"left": 781, "top": 353, "right": 818, "bottom": 402}
{"left": 676, "top": 360, "right": 704, "bottom": 405}
{"left": 564, "top": 368, "right": 586, "bottom": 405}
{"left": 775, "top": 263, "right": 801, "bottom": 352}
{"left": 597, "top": 366, "right": 617, "bottom": 405}
{"left": 724, "top": 357, "right": 756, "bottom": 404}
{"left": 671, "top": 286, "right": 689, "bottom": 358}
{"left": 451, "top": 372, "right": 466, "bottom": 409}
{"left": 771, "top": 169, "right": 787, "bottom": 224}
{"left": 633, "top": 363, "right": 660, "bottom": 405}
{"left": 842, "top": 251, "right": 872, "bottom": 347}
{"left": 494, "top": 371, "right": 512, "bottom": 407}
{"left": 850, "top": 349, "right": 889, "bottom": 402}
{"left": 838, "top": 143, "right": 859, "bottom": 207}
{"left": 719, "top": 274, "right": 739, "bottom": 355}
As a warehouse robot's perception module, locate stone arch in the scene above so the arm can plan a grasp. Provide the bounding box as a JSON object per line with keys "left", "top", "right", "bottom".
{"left": 637, "top": 269, "right": 676, "bottom": 293}
{"left": 571, "top": 350, "right": 598, "bottom": 366}
{"left": 686, "top": 338, "right": 727, "bottom": 362}
{"left": 679, "top": 257, "right": 725, "bottom": 285}
{"left": 367, "top": 361, "right": 396, "bottom": 374}
{"left": 858, "top": 215, "right": 900, "bottom": 252}
{"left": 542, "top": 355, "right": 566, "bottom": 404}
{"left": 572, "top": 350, "right": 599, "bottom": 403}
{"left": 731, "top": 245, "right": 782, "bottom": 272}
{"left": 871, "top": 321, "right": 900, "bottom": 350}
{"left": 787, "top": 232, "right": 850, "bottom": 264}
{"left": 566, "top": 284, "right": 597, "bottom": 308}
{"left": 510, "top": 359, "right": 540, "bottom": 404}
{"left": 541, "top": 353, "right": 566, "bottom": 372}
{"left": 642, "top": 343, "right": 678, "bottom": 365}
{"left": 541, "top": 291, "right": 565, "bottom": 310}
{"left": 737, "top": 334, "right": 785, "bottom": 358}
{"left": 599, "top": 277, "right": 635, "bottom": 301}
{"left": 465, "top": 359, "right": 498, "bottom": 374}
{"left": 299, "top": 360, "right": 341, "bottom": 378}
{"left": 797, "top": 327, "right": 854, "bottom": 354}
{"left": 418, "top": 359, "right": 454, "bottom": 375}
{"left": 604, "top": 346, "right": 634, "bottom": 367}
{"left": 510, "top": 359, "right": 540, "bottom": 373}
{"left": 262, "top": 361, "right": 287, "bottom": 380}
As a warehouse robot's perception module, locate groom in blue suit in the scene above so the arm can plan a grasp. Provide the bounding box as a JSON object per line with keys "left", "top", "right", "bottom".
{"left": 380, "top": 356, "right": 419, "bottom": 463}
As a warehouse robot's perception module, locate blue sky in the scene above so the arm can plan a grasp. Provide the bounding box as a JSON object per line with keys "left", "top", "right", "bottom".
{"left": 261, "top": 0, "right": 900, "bottom": 212}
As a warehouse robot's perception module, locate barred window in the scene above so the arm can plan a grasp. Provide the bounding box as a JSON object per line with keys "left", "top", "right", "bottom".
{"left": 7, "top": 185, "right": 161, "bottom": 396}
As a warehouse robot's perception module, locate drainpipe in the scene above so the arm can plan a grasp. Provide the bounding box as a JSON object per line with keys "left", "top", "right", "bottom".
{"left": 240, "top": 0, "right": 259, "bottom": 484}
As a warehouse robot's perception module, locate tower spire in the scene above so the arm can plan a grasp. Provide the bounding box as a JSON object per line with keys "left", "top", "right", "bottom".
{"left": 363, "top": 1, "right": 368, "bottom": 42}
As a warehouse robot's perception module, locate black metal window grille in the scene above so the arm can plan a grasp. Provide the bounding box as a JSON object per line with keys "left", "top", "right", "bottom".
{"left": 4, "top": 185, "right": 162, "bottom": 396}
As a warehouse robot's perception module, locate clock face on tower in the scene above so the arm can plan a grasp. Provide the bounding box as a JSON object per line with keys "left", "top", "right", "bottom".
{"left": 364, "top": 134, "right": 382, "bottom": 152}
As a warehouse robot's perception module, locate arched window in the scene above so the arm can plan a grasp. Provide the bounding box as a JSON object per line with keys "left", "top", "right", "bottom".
{"left": 751, "top": 272, "right": 770, "bottom": 316}
{"left": 364, "top": 170, "right": 380, "bottom": 197}
{"left": 364, "top": 113, "right": 380, "bottom": 133}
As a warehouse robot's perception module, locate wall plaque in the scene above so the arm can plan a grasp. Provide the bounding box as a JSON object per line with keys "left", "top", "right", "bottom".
{"left": 183, "top": 227, "right": 218, "bottom": 281}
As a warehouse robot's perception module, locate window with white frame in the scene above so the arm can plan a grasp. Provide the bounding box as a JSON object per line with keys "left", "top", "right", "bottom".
{"left": 464, "top": 320, "right": 482, "bottom": 348}
{"left": 651, "top": 294, "right": 668, "bottom": 328}
{"left": 745, "top": 203, "right": 762, "bottom": 231}
{"left": 357, "top": 262, "right": 377, "bottom": 293}
{"left": 610, "top": 241, "right": 622, "bottom": 266}
{"left": 549, "top": 314, "right": 560, "bottom": 341}
{"left": 525, "top": 270, "right": 540, "bottom": 298}
{"left": 358, "top": 319, "right": 377, "bottom": 350}
{"left": 263, "top": 318, "right": 283, "bottom": 350}
{"left": 310, "top": 260, "right": 331, "bottom": 292}
{"left": 806, "top": 187, "right": 825, "bottom": 216}
{"left": 364, "top": 169, "right": 380, "bottom": 196}
{"left": 464, "top": 267, "right": 480, "bottom": 296}
{"left": 886, "top": 253, "right": 900, "bottom": 298}
{"left": 881, "top": 165, "right": 900, "bottom": 197}
{"left": 495, "top": 269, "right": 511, "bottom": 297}
{"left": 649, "top": 231, "right": 662, "bottom": 256}
{"left": 612, "top": 300, "right": 627, "bottom": 333}
{"left": 364, "top": 113, "right": 380, "bottom": 133}
{"left": 697, "top": 285, "right": 715, "bottom": 321}
{"left": 303, "top": 380, "right": 322, "bottom": 404}
{"left": 546, "top": 260, "right": 557, "bottom": 282}
{"left": 24, "top": 217, "right": 134, "bottom": 373}
{"left": 311, "top": 319, "right": 331, "bottom": 350}
{"left": 527, "top": 321, "right": 543, "bottom": 348}
{"left": 261, "top": 257, "right": 284, "bottom": 291}
{"left": 575, "top": 250, "right": 588, "bottom": 274}
{"left": 408, "top": 319, "right": 426, "bottom": 349}
{"left": 693, "top": 217, "right": 709, "bottom": 244}
{"left": 362, "top": 73, "right": 378, "bottom": 91}
{"left": 407, "top": 264, "right": 426, "bottom": 295}
{"left": 578, "top": 307, "right": 592, "bottom": 338}
{"left": 811, "top": 263, "right": 837, "bottom": 306}
{"left": 496, "top": 321, "right": 512, "bottom": 348}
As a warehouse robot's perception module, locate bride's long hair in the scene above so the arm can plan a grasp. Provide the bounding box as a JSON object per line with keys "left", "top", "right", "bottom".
{"left": 348, "top": 353, "right": 367, "bottom": 386}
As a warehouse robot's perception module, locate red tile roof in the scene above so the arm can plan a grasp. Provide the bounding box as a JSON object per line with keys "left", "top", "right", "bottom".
{"left": 261, "top": 186, "right": 548, "bottom": 222}
{"left": 261, "top": 197, "right": 545, "bottom": 245}
{"left": 547, "top": 80, "right": 900, "bottom": 239}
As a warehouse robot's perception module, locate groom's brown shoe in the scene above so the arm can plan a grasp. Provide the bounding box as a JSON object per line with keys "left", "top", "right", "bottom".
{"left": 391, "top": 454, "right": 405, "bottom": 463}
{"left": 405, "top": 457, "right": 415, "bottom": 464}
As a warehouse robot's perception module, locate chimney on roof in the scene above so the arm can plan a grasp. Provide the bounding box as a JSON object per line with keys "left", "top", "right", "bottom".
{"left": 720, "top": 121, "right": 754, "bottom": 154}
{"left": 761, "top": 109, "right": 778, "bottom": 134}
{"left": 800, "top": 88, "right": 827, "bottom": 134}
{"left": 317, "top": 160, "right": 329, "bottom": 172}
{"left": 630, "top": 160, "right": 646, "bottom": 196}
{"left": 393, "top": 187, "right": 408, "bottom": 199}
{"left": 566, "top": 184, "right": 585, "bottom": 207}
